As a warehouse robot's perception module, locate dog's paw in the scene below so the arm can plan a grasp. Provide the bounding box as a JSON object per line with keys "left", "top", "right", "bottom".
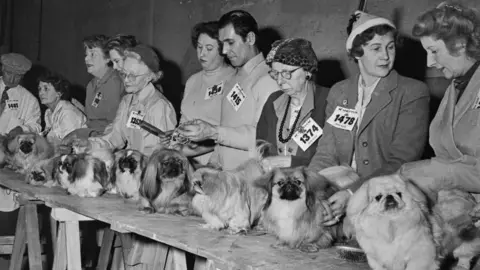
{"left": 227, "top": 227, "right": 247, "bottom": 235}
{"left": 43, "top": 180, "right": 57, "bottom": 188}
{"left": 199, "top": 223, "right": 224, "bottom": 231}
{"left": 271, "top": 241, "right": 288, "bottom": 250}
{"left": 298, "top": 243, "right": 320, "bottom": 253}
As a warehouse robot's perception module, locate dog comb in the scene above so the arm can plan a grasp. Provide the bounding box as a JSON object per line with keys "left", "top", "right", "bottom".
{"left": 334, "top": 242, "right": 368, "bottom": 263}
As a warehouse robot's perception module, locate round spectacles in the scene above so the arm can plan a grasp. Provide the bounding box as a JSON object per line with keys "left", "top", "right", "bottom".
{"left": 268, "top": 67, "right": 302, "bottom": 80}
{"left": 119, "top": 71, "right": 149, "bottom": 81}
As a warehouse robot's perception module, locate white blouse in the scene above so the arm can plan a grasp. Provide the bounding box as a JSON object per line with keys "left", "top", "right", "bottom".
{"left": 44, "top": 100, "right": 87, "bottom": 146}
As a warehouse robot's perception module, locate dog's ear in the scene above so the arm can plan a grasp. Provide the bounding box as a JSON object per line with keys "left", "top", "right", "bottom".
{"left": 34, "top": 135, "right": 54, "bottom": 158}
{"left": 255, "top": 139, "right": 275, "bottom": 159}
{"left": 140, "top": 150, "right": 163, "bottom": 202}
{"left": 191, "top": 167, "right": 220, "bottom": 195}
{"left": 184, "top": 158, "right": 195, "bottom": 193}
{"left": 7, "top": 134, "right": 20, "bottom": 153}
{"left": 346, "top": 180, "right": 370, "bottom": 221}
{"left": 401, "top": 175, "right": 428, "bottom": 209}
{"left": 253, "top": 169, "right": 275, "bottom": 209}
{"left": 92, "top": 157, "right": 109, "bottom": 189}
{"left": 301, "top": 167, "right": 335, "bottom": 211}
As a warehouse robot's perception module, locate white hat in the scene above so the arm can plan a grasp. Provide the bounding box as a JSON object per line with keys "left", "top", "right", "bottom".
{"left": 346, "top": 11, "right": 396, "bottom": 52}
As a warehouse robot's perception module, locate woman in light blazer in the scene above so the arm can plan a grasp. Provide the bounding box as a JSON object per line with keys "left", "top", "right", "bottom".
{"left": 308, "top": 11, "right": 430, "bottom": 224}
{"left": 400, "top": 2, "right": 480, "bottom": 203}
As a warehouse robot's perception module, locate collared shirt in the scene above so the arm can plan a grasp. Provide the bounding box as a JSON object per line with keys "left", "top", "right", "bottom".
{"left": 0, "top": 78, "right": 41, "bottom": 134}
{"left": 213, "top": 53, "right": 279, "bottom": 170}
{"left": 455, "top": 61, "right": 480, "bottom": 103}
{"left": 45, "top": 100, "right": 87, "bottom": 146}
{"left": 84, "top": 68, "right": 124, "bottom": 133}
{"left": 180, "top": 65, "right": 235, "bottom": 165}
{"left": 89, "top": 83, "right": 177, "bottom": 156}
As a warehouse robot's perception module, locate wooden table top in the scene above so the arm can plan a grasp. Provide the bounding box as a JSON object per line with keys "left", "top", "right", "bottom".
{"left": 0, "top": 169, "right": 369, "bottom": 270}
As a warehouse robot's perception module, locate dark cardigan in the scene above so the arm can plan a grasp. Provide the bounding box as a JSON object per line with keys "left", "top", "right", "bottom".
{"left": 256, "top": 84, "right": 330, "bottom": 166}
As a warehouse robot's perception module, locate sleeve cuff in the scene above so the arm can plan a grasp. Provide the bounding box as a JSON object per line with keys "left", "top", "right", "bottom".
{"left": 215, "top": 125, "right": 226, "bottom": 144}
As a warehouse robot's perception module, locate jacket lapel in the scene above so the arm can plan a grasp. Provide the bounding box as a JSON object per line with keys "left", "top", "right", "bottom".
{"left": 357, "top": 70, "right": 396, "bottom": 135}
{"left": 454, "top": 67, "right": 480, "bottom": 126}
{"left": 338, "top": 76, "right": 359, "bottom": 165}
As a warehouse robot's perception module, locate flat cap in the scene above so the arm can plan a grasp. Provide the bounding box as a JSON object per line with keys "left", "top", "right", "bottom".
{"left": 1, "top": 53, "right": 32, "bottom": 75}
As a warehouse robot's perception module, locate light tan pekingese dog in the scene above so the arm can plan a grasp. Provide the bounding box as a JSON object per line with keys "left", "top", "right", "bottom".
{"left": 6, "top": 133, "right": 55, "bottom": 174}
{"left": 191, "top": 140, "right": 274, "bottom": 234}
{"left": 348, "top": 174, "right": 480, "bottom": 270}
{"left": 111, "top": 149, "right": 147, "bottom": 201}
{"left": 347, "top": 174, "right": 438, "bottom": 269}
{"left": 254, "top": 166, "right": 341, "bottom": 252}
{"left": 139, "top": 147, "right": 195, "bottom": 215}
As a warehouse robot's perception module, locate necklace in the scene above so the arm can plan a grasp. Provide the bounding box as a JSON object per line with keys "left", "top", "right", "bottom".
{"left": 278, "top": 96, "right": 301, "bottom": 143}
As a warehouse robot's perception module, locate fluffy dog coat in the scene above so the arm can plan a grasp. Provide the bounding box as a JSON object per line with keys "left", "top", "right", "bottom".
{"left": 111, "top": 149, "right": 147, "bottom": 200}
{"left": 7, "top": 133, "right": 55, "bottom": 174}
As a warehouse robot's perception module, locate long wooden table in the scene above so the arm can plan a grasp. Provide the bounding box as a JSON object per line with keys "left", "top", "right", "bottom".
{"left": 0, "top": 169, "right": 369, "bottom": 270}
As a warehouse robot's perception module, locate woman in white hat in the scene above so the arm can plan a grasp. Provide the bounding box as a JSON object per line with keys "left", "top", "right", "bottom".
{"left": 400, "top": 2, "right": 480, "bottom": 204}
{"left": 308, "top": 10, "right": 431, "bottom": 224}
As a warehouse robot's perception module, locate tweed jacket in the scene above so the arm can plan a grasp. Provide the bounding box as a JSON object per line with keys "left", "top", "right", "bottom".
{"left": 308, "top": 70, "right": 430, "bottom": 191}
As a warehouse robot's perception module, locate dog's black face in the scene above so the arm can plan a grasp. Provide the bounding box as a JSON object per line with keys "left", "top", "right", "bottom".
{"left": 118, "top": 155, "right": 138, "bottom": 174}
{"left": 57, "top": 154, "right": 77, "bottom": 176}
{"left": 373, "top": 192, "right": 402, "bottom": 211}
{"left": 19, "top": 140, "right": 34, "bottom": 154}
{"left": 160, "top": 157, "right": 184, "bottom": 178}
{"left": 277, "top": 175, "right": 303, "bottom": 201}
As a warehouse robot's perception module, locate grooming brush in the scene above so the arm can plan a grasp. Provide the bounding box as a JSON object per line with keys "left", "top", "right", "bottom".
{"left": 334, "top": 240, "right": 368, "bottom": 263}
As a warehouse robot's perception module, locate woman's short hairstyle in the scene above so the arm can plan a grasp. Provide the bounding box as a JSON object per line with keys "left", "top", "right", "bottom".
{"left": 347, "top": 23, "right": 398, "bottom": 60}
{"left": 83, "top": 34, "right": 109, "bottom": 59}
{"left": 37, "top": 71, "right": 71, "bottom": 101}
{"left": 104, "top": 34, "right": 138, "bottom": 56}
{"left": 191, "top": 21, "right": 221, "bottom": 50}
{"left": 412, "top": 2, "right": 480, "bottom": 60}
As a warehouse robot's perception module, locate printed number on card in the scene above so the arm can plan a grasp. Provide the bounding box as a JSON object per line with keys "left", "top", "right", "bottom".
{"left": 126, "top": 111, "right": 145, "bottom": 129}
{"left": 326, "top": 106, "right": 359, "bottom": 131}
{"left": 6, "top": 100, "right": 19, "bottom": 110}
{"left": 227, "top": 83, "right": 246, "bottom": 111}
{"left": 205, "top": 81, "right": 224, "bottom": 100}
{"left": 92, "top": 92, "right": 103, "bottom": 108}
{"left": 293, "top": 118, "right": 323, "bottom": 151}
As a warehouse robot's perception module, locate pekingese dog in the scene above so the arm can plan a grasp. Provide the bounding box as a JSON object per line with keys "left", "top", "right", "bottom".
{"left": 347, "top": 174, "right": 439, "bottom": 270}
{"left": 6, "top": 133, "right": 55, "bottom": 174}
{"left": 111, "top": 149, "right": 147, "bottom": 200}
{"left": 139, "top": 147, "right": 195, "bottom": 215}
{"left": 25, "top": 155, "right": 60, "bottom": 186}
{"left": 254, "top": 166, "right": 340, "bottom": 252}
{"left": 54, "top": 152, "right": 110, "bottom": 197}
{"left": 191, "top": 140, "right": 274, "bottom": 234}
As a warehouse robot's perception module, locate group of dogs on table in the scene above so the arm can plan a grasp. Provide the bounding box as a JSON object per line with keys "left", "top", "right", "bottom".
{"left": 1, "top": 131, "right": 480, "bottom": 270}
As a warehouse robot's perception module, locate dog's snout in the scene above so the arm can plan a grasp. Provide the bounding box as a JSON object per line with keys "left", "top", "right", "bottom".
{"left": 385, "top": 194, "right": 398, "bottom": 210}
{"left": 19, "top": 141, "right": 33, "bottom": 154}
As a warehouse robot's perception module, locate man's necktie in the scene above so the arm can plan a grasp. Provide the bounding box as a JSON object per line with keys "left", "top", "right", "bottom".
{"left": 0, "top": 87, "right": 11, "bottom": 115}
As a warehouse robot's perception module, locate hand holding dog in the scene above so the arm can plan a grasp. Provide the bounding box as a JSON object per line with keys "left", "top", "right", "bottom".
{"left": 176, "top": 119, "right": 217, "bottom": 142}
{"left": 322, "top": 190, "right": 351, "bottom": 226}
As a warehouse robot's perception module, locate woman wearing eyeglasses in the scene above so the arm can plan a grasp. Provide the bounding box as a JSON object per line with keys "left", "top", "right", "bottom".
{"left": 308, "top": 11, "right": 430, "bottom": 225}
{"left": 73, "top": 44, "right": 177, "bottom": 156}
{"left": 256, "top": 38, "right": 329, "bottom": 169}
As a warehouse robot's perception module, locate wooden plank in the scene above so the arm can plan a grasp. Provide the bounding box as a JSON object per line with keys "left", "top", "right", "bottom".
{"left": 97, "top": 228, "right": 115, "bottom": 270}
{"left": 52, "top": 222, "right": 67, "bottom": 270}
{"left": 165, "top": 247, "right": 187, "bottom": 270}
{"left": 0, "top": 236, "right": 14, "bottom": 245}
{"left": 9, "top": 206, "right": 26, "bottom": 270}
{"left": 193, "top": 257, "right": 216, "bottom": 270}
{"left": 65, "top": 221, "right": 81, "bottom": 270}
{"left": 25, "top": 204, "right": 43, "bottom": 270}
{"left": 0, "top": 170, "right": 369, "bottom": 270}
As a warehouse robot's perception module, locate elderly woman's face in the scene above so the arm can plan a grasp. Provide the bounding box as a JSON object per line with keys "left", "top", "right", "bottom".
{"left": 38, "top": 81, "right": 61, "bottom": 106}
{"left": 121, "top": 57, "right": 152, "bottom": 94}
{"left": 420, "top": 36, "right": 469, "bottom": 80}
{"left": 357, "top": 33, "right": 396, "bottom": 80}
{"left": 197, "top": 33, "right": 223, "bottom": 71}
{"left": 109, "top": 49, "right": 124, "bottom": 71}
{"left": 84, "top": 47, "right": 109, "bottom": 77}
{"left": 1, "top": 67, "right": 22, "bottom": 88}
{"left": 270, "top": 62, "right": 309, "bottom": 99}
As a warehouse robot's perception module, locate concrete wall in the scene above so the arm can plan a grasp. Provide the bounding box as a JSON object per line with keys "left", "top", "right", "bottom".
{"left": 10, "top": 0, "right": 480, "bottom": 109}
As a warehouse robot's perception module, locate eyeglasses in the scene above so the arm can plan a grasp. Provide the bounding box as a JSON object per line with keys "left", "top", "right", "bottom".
{"left": 119, "top": 71, "right": 149, "bottom": 81}
{"left": 268, "top": 67, "right": 302, "bottom": 80}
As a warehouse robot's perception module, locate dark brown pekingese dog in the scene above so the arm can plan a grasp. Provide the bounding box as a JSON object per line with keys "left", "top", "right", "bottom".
{"left": 191, "top": 140, "right": 274, "bottom": 234}
{"left": 111, "top": 149, "right": 147, "bottom": 200}
{"left": 254, "top": 166, "right": 340, "bottom": 252}
{"left": 7, "top": 133, "right": 55, "bottom": 174}
{"left": 139, "top": 147, "right": 195, "bottom": 215}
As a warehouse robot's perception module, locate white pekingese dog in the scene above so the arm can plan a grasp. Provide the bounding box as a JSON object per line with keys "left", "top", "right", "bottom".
{"left": 347, "top": 174, "right": 438, "bottom": 270}
{"left": 111, "top": 149, "right": 147, "bottom": 200}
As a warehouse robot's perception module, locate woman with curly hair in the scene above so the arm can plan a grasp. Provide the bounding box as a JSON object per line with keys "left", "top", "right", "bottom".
{"left": 400, "top": 2, "right": 480, "bottom": 202}
{"left": 38, "top": 71, "right": 86, "bottom": 146}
